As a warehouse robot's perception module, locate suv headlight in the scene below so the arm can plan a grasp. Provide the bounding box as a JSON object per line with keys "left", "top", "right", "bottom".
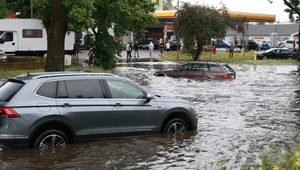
{"left": 191, "top": 104, "right": 197, "bottom": 115}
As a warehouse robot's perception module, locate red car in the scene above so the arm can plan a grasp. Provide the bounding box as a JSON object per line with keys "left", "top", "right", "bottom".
{"left": 154, "top": 61, "right": 236, "bottom": 80}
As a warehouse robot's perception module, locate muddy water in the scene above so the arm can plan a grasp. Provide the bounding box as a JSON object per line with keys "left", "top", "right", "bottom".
{"left": 1, "top": 64, "right": 300, "bottom": 170}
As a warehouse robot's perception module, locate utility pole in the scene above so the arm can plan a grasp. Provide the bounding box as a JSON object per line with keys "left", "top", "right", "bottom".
{"left": 176, "top": 0, "right": 180, "bottom": 62}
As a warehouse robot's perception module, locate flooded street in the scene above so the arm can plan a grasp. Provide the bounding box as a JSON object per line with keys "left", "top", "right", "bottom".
{"left": 1, "top": 64, "right": 300, "bottom": 169}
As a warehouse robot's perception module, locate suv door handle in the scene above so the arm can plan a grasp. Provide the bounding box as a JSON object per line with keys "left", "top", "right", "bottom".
{"left": 114, "top": 103, "right": 122, "bottom": 107}
{"left": 63, "top": 103, "right": 71, "bottom": 107}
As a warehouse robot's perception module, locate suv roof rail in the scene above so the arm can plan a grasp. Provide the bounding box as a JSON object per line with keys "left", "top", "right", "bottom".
{"left": 16, "top": 72, "right": 118, "bottom": 79}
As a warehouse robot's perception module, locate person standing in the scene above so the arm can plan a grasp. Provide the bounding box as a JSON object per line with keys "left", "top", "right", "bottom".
{"left": 148, "top": 41, "right": 154, "bottom": 57}
{"left": 133, "top": 41, "right": 139, "bottom": 58}
{"left": 126, "top": 42, "right": 132, "bottom": 62}
{"left": 229, "top": 44, "right": 234, "bottom": 58}
{"left": 159, "top": 42, "right": 165, "bottom": 57}
{"left": 165, "top": 41, "right": 170, "bottom": 53}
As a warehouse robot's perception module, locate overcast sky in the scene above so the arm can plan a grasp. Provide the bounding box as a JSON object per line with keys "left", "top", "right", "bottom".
{"left": 181, "top": 0, "right": 290, "bottom": 22}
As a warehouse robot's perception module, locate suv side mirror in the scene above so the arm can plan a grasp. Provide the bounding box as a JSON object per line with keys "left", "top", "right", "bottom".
{"left": 146, "top": 94, "right": 152, "bottom": 103}
{"left": 0, "top": 39, "right": 5, "bottom": 44}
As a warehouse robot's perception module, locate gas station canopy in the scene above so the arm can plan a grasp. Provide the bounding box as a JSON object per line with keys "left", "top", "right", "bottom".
{"left": 153, "top": 10, "right": 276, "bottom": 22}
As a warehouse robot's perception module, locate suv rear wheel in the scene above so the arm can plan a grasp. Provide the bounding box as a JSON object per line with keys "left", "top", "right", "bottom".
{"left": 163, "top": 118, "right": 187, "bottom": 135}
{"left": 34, "top": 129, "right": 69, "bottom": 151}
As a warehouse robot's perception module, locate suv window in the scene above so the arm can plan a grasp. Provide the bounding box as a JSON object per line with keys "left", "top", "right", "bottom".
{"left": 106, "top": 80, "right": 145, "bottom": 99}
{"left": 57, "top": 79, "right": 103, "bottom": 98}
{"left": 0, "top": 80, "right": 24, "bottom": 102}
{"left": 209, "top": 65, "right": 222, "bottom": 72}
{"left": 178, "top": 64, "right": 193, "bottom": 71}
{"left": 223, "top": 65, "right": 234, "bottom": 72}
{"left": 36, "top": 81, "right": 57, "bottom": 98}
{"left": 192, "top": 64, "right": 209, "bottom": 71}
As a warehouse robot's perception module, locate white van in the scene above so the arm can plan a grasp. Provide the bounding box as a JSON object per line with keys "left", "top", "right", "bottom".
{"left": 0, "top": 19, "right": 75, "bottom": 56}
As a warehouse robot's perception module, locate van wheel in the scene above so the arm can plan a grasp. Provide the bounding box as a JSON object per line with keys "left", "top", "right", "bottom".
{"left": 34, "top": 130, "right": 69, "bottom": 151}
{"left": 163, "top": 118, "right": 188, "bottom": 135}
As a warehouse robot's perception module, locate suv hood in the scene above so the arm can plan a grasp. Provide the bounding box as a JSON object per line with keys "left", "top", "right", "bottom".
{"left": 153, "top": 95, "right": 191, "bottom": 104}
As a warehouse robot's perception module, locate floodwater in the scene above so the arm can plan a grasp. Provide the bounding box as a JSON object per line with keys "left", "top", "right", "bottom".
{"left": 1, "top": 63, "right": 300, "bottom": 170}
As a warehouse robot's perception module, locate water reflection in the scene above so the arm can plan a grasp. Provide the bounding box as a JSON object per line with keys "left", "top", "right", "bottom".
{"left": 1, "top": 64, "right": 300, "bottom": 169}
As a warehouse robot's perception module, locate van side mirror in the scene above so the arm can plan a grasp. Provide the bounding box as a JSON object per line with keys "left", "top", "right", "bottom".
{"left": 0, "top": 39, "right": 4, "bottom": 44}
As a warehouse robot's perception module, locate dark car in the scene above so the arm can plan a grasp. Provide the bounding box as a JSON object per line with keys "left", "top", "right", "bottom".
{"left": 237, "top": 40, "right": 259, "bottom": 51}
{"left": 169, "top": 41, "right": 182, "bottom": 51}
{"left": 154, "top": 61, "right": 236, "bottom": 80}
{"left": 256, "top": 48, "right": 295, "bottom": 60}
{"left": 0, "top": 72, "right": 198, "bottom": 151}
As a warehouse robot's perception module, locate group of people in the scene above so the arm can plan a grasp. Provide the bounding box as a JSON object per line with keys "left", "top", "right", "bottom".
{"left": 125, "top": 40, "right": 172, "bottom": 61}
{"left": 125, "top": 41, "right": 140, "bottom": 61}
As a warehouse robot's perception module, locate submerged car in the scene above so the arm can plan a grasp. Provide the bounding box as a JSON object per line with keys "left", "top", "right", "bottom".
{"left": 0, "top": 72, "right": 198, "bottom": 151}
{"left": 256, "top": 48, "right": 295, "bottom": 60}
{"left": 0, "top": 50, "right": 7, "bottom": 62}
{"left": 154, "top": 61, "right": 236, "bottom": 80}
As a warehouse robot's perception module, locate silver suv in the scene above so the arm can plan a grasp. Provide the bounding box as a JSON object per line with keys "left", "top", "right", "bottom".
{"left": 0, "top": 72, "right": 198, "bottom": 151}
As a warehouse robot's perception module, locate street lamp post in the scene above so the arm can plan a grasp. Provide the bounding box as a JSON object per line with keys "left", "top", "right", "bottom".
{"left": 176, "top": 0, "right": 180, "bottom": 62}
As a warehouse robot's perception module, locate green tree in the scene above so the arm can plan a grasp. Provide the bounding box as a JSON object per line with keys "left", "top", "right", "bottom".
{"left": 5, "top": 0, "right": 31, "bottom": 18}
{"left": 0, "top": 0, "right": 12, "bottom": 19}
{"left": 283, "top": 0, "right": 300, "bottom": 61}
{"left": 164, "top": 0, "right": 175, "bottom": 10}
{"left": 91, "top": 0, "right": 157, "bottom": 69}
{"left": 5, "top": 0, "right": 94, "bottom": 71}
{"left": 176, "top": 3, "right": 241, "bottom": 61}
{"left": 33, "top": 0, "right": 94, "bottom": 71}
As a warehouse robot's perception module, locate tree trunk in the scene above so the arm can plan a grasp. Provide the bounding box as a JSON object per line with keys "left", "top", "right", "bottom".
{"left": 298, "top": 22, "right": 300, "bottom": 61}
{"left": 194, "top": 46, "right": 203, "bottom": 61}
{"left": 44, "top": 0, "right": 68, "bottom": 72}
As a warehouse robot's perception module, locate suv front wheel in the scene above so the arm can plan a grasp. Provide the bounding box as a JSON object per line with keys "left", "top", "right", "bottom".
{"left": 34, "top": 129, "right": 69, "bottom": 151}
{"left": 163, "top": 118, "right": 188, "bottom": 135}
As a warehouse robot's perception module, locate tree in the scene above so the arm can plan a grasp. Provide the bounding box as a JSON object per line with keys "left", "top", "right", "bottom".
{"left": 176, "top": 3, "right": 241, "bottom": 61}
{"left": 5, "top": 0, "right": 31, "bottom": 18}
{"left": 0, "top": 0, "right": 12, "bottom": 18}
{"left": 5, "top": 0, "right": 94, "bottom": 71}
{"left": 282, "top": 0, "right": 300, "bottom": 61}
{"left": 91, "top": 0, "right": 157, "bottom": 69}
{"left": 164, "top": 0, "right": 175, "bottom": 10}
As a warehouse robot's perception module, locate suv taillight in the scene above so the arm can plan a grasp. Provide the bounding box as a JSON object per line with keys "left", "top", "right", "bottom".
{"left": 222, "top": 74, "right": 230, "bottom": 79}
{"left": 0, "top": 108, "right": 20, "bottom": 118}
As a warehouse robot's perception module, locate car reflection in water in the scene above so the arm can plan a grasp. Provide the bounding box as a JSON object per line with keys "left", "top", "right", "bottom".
{"left": 154, "top": 61, "right": 236, "bottom": 80}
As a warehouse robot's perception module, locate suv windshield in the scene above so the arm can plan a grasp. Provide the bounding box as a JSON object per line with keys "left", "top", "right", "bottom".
{"left": 0, "top": 31, "right": 3, "bottom": 37}
{"left": 0, "top": 80, "right": 24, "bottom": 102}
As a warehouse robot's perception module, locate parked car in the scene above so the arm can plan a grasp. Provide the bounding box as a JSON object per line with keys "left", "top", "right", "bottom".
{"left": 284, "top": 40, "right": 298, "bottom": 49}
{"left": 212, "top": 40, "right": 231, "bottom": 49}
{"left": 154, "top": 61, "right": 236, "bottom": 80}
{"left": 256, "top": 48, "right": 295, "bottom": 60}
{"left": 138, "top": 40, "right": 159, "bottom": 49}
{"left": 0, "top": 72, "right": 198, "bottom": 151}
{"left": 237, "top": 40, "right": 259, "bottom": 51}
{"left": 0, "top": 49, "right": 7, "bottom": 62}
{"left": 259, "top": 41, "right": 271, "bottom": 50}
{"left": 169, "top": 41, "right": 182, "bottom": 51}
